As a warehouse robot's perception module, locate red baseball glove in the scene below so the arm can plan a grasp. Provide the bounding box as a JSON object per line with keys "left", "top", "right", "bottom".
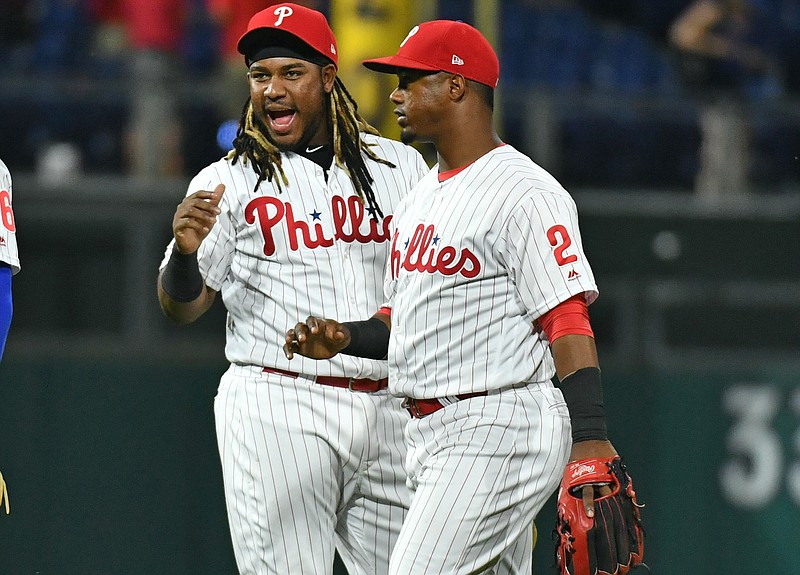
{"left": 555, "top": 456, "right": 647, "bottom": 575}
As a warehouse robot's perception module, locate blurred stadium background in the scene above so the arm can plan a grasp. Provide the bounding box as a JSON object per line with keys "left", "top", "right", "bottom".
{"left": 1, "top": 0, "right": 799, "bottom": 573}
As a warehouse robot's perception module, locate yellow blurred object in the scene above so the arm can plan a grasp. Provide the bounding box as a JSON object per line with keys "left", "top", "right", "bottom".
{"left": 0, "top": 470, "right": 9, "bottom": 514}
{"left": 331, "top": 0, "right": 420, "bottom": 139}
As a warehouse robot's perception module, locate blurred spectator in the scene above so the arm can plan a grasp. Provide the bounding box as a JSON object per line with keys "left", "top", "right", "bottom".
{"left": 206, "top": 0, "right": 271, "bottom": 123}
{"left": 88, "top": 0, "right": 188, "bottom": 178}
{"left": 671, "top": 0, "right": 781, "bottom": 95}
{"left": 125, "top": 0, "right": 187, "bottom": 177}
{"left": 30, "top": 0, "right": 91, "bottom": 73}
{"left": 206, "top": 0, "right": 321, "bottom": 126}
{"left": 86, "top": 0, "right": 127, "bottom": 74}
{"left": 670, "top": 0, "right": 783, "bottom": 197}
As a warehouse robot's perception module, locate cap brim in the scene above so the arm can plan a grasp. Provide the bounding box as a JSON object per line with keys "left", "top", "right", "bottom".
{"left": 238, "top": 27, "right": 334, "bottom": 68}
{"left": 362, "top": 55, "right": 441, "bottom": 75}
{"left": 238, "top": 27, "right": 274, "bottom": 55}
{"left": 238, "top": 28, "right": 306, "bottom": 56}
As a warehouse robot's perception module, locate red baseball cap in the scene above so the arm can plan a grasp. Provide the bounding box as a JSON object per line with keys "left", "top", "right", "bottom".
{"left": 362, "top": 20, "right": 499, "bottom": 88}
{"left": 237, "top": 3, "right": 338, "bottom": 69}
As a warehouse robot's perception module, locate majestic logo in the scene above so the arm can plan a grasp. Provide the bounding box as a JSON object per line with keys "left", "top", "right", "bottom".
{"left": 273, "top": 5, "right": 293, "bottom": 26}
{"left": 0, "top": 236, "right": 5, "bottom": 246}
{"left": 451, "top": 55, "right": 464, "bottom": 65}
{"left": 400, "top": 25, "right": 419, "bottom": 47}
{"left": 245, "top": 194, "right": 391, "bottom": 256}
{"left": 390, "top": 225, "right": 481, "bottom": 279}
{"left": 567, "top": 268, "right": 580, "bottom": 281}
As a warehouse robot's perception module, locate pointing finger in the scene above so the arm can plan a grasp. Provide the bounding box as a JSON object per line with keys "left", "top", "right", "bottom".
{"left": 209, "top": 183, "right": 226, "bottom": 206}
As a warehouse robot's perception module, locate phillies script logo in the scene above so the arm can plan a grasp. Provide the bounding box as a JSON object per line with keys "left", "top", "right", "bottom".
{"left": 245, "top": 195, "right": 391, "bottom": 256}
{"left": 391, "top": 224, "right": 481, "bottom": 279}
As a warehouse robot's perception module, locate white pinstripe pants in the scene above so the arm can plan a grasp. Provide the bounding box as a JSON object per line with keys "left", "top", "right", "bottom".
{"left": 215, "top": 364, "right": 410, "bottom": 575}
{"left": 389, "top": 382, "right": 571, "bottom": 575}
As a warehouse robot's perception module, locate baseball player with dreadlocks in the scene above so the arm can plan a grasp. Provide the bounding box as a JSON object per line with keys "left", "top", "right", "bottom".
{"left": 157, "top": 4, "right": 428, "bottom": 574}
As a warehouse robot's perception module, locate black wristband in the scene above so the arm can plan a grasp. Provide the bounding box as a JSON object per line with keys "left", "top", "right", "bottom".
{"left": 161, "top": 244, "right": 205, "bottom": 303}
{"left": 557, "top": 366, "right": 609, "bottom": 443}
{"left": 341, "top": 317, "right": 390, "bottom": 360}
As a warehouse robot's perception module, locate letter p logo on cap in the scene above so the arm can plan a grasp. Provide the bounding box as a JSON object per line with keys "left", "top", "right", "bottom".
{"left": 273, "top": 5, "right": 293, "bottom": 26}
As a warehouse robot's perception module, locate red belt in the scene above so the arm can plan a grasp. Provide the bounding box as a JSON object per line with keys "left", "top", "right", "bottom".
{"left": 403, "top": 391, "right": 488, "bottom": 418}
{"left": 262, "top": 367, "right": 388, "bottom": 393}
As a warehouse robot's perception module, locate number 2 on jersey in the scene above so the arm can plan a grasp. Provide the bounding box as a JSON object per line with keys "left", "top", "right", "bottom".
{"left": 547, "top": 224, "right": 577, "bottom": 266}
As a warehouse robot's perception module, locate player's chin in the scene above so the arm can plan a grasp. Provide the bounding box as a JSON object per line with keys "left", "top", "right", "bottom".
{"left": 399, "top": 127, "right": 417, "bottom": 145}
{"left": 268, "top": 130, "right": 303, "bottom": 152}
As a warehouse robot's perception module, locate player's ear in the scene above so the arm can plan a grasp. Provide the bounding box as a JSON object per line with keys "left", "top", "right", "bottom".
{"left": 447, "top": 74, "right": 467, "bottom": 101}
{"left": 321, "top": 64, "right": 337, "bottom": 94}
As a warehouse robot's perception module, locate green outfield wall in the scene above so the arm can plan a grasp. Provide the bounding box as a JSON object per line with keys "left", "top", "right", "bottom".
{"left": 2, "top": 360, "right": 799, "bottom": 574}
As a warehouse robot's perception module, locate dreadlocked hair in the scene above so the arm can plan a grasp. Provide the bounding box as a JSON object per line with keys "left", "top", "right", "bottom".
{"left": 228, "top": 98, "right": 288, "bottom": 192}
{"left": 329, "top": 77, "right": 395, "bottom": 218}
{"left": 227, "top": 76, "right": 395, "bottom": 219}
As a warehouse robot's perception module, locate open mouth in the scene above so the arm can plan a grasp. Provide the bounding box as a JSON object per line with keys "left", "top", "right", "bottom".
{"left": 268, "top": 109, "right": 296, "bottom": 133}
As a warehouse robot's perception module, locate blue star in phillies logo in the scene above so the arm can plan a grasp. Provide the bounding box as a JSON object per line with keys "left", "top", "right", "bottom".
{"left": 404, "top": 238, "right": 410, "bottom": 249}
{"left": 310, "top": 209, "right": 322, "bottom": 221}
{"left": 432, "top": 234, "right": 440, "bottom": 245}
{"left": 367, "top": 206, "right": 378, "bottom": 218}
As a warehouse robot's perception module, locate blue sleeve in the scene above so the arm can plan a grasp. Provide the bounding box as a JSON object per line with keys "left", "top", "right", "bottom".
{"left": 0, "top": 264, "right": 12, "bottom": 362}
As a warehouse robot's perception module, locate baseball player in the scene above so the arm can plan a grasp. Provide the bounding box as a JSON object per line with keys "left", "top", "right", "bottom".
{"left": 285, "top": 20, "right": 646, "bottom": 575}
{"left": 156, "top": 5, "right": 428, "bottom": 575}
{"left": 1, "top": 157, "right": 19, "bottom": 515}
{"left": 0, "top": 158, "right": 19, "bottom": 363}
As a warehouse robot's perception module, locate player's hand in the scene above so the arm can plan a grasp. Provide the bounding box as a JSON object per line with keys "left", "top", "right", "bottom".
{"left": 568, "top": 439, "right": 618, "bottom": 518}
{"left": 284, "top": 316, "right": 350, "bottom": 360}
{"left": 555, "top": 453, "right": 646, "bottom": 575}
{"left": 172, "top": 184, "right": 225, "bottom": 254}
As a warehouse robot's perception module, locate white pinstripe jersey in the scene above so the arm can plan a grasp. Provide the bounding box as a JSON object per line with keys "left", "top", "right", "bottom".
{"left": 385, "top": 145, "right": 598, "bottom": 399}
{"left": 0, "top": 159, "right": 20, "bottom": 274}
{"left": 161, "top": 134, "right": 429, "bottom": 377}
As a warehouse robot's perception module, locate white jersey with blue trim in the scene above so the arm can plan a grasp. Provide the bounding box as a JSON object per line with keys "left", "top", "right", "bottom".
{"left": 0, "top": 159, "right": 20, "bottom": 274}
